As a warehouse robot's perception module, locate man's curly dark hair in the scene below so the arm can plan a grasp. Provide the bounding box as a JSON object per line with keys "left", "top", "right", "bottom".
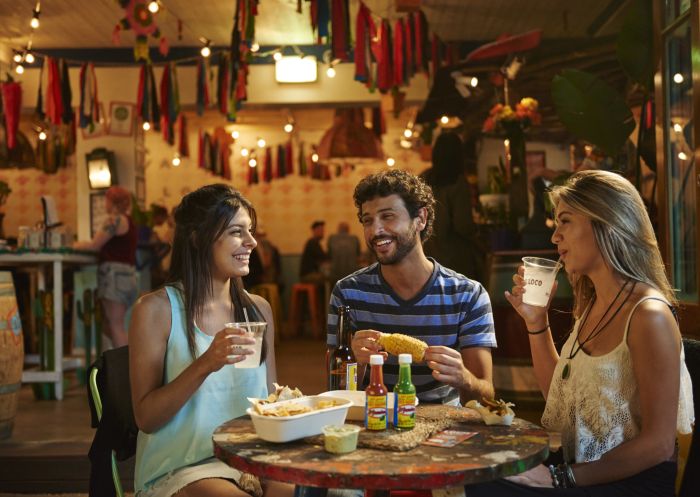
{"left": 353, "top": 169, "right": 435, "bottom": 241}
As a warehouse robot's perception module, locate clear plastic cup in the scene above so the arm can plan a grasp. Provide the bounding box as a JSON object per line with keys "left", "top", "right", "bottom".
{"left": 521, "top": 257, "right": 560, "bottom": 307}
{"left": 322, "top": 424, "right": 361, "bottom": 454}
{"left": 225, "top": 322, "right": 266, "bottom": 368}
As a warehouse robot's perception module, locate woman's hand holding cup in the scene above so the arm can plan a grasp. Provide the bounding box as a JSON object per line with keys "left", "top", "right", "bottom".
{"left": 203, "top": 326, "right": 255, "bottom": 372}
{"left": 504, "top": 265, "right": 558, "bottom": 329}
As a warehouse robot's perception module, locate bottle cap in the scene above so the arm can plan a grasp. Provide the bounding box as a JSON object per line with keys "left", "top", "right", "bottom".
{"left": 369, "top": 354, "right": 384, "bottom": 365}
{"left": 398, "top": 353, "right": 412, "bottom": 364}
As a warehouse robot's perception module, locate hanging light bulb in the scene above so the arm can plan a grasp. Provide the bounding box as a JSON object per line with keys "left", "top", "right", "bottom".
{"left": 326, "top": 66, "right": 336, "bottom": 78}
{"left": 673, "top": 123, "right": 683, "bottom": 133}
{"left": 403, "top": 129, "right": 412, "bottom": 138}
{"left": 284, "top": 123, "right": 294, "bottom": 133}
{"left": 440, "top": 115, "right": 449, "bottom": 125}
{"left": 148, "top": 1, "right": 160, "bottom": 13}
{"left": 30, "top": 2, "right": 41, "bottom": 29}
{"left": 311, "top": 153, "right": 319, "bottom": 163}
{"left": 678, "top": 151, "right": 688, "bottom": 160}
{"left": 470, "top": 76, "right": 478, "bottom": 87}
{"left": 172, "top": 155, "right": 181, "bottom": 167}
{"left": 251, "top": 42, "right": 260, "bottom": 53}
{"left": 248, "top": 158, "right": 257, "bottom": 167}
{"left": 15, "top": 64, "right": 25, "bottom": 74}
{"left": 200, "top": 39, "right": 212, "bottom": 58}
{"left": 143, "top": 121, "right": 151, "bottom": 131}
{"left": 25, "top": 52, "right": 35, "bottom": 64}
{"left": 13, "top": 53, "right": 22, "bottom": 63}
{"left": 231, "top": 130, "right": 239, "bottom": 139}
{"left": 38, "top": 130, "right": 47, "bottom": 141}
{"left": 386, "top": 157, "right": 396, "bottom": 167}
{"left": 241, "top": 148, "right": 249, "bottom": 157}
{"left": 257, "top": 138, "right": 266, "bottom": 148}
{"left": 673, "top": 73, "right": 684, "bottom": 84}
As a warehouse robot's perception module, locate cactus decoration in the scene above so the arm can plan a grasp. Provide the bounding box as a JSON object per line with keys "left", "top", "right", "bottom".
{"left": 33, "top": 290, "right": 55, "bottom": 371}
{"left": 93, "top": 291, "right": 103, "bottom": 356}
{"left": 78, "top": 288, "right": 102, "bottom": 366}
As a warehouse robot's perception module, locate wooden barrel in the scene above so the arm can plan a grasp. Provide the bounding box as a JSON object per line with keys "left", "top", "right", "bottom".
{"left": 487, "top": 253, "right": 573, "bottom": 411}
{"left": 0, "top": 271, "right": 24, "bottom": 439}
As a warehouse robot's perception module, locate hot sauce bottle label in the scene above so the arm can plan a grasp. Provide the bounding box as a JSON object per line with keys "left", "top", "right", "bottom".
{"left": 365, "top": 394, "right": 387, "bottom": 430}
{"left": 395, "top": 393, "right": 416, "bottom": 429}
{"left": 346, "top": 363, "right": 357, "bottom": 391}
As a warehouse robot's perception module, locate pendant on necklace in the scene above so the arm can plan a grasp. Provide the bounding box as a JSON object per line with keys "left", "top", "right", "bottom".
{"left": 562, "top": 361, "right": 571, "bottom": 380}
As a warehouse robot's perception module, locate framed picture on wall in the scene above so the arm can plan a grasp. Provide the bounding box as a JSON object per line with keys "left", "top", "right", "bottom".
{"left": 81, "top": 104, "right": 106, "bottom": 140}
{"left": 108, "top": 101, "right": 135, "bottom": 137}
{"left": 90, "top": 191, "right": 108, "bottom": 237}
{"left": 525, "top": 151, "right": 546, "bottom": 179}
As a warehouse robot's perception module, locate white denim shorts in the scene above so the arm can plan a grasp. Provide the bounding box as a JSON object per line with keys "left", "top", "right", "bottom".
{"left": 137, "top": 457, "right": 245, "bottom": 497}
{"left": 97, "top": 262, "right": 138, "bottom": 307}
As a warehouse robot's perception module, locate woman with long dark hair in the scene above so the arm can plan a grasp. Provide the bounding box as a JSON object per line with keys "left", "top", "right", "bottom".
{"left": 129, "top": 184, "right": 292, "bottom": 497}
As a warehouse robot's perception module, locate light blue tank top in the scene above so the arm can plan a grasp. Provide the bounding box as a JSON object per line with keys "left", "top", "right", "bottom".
{"left": 134, "top": 286, "right": 268, "bottom": 491}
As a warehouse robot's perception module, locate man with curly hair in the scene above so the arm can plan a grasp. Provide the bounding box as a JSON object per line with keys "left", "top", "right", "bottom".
{"left": 327, "top": 169, "right": 496, "bottom": 405}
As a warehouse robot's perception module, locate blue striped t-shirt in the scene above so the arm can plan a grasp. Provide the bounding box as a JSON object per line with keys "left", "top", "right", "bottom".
{"left": 327, "top": 259, "right": 496, "bottom": 403}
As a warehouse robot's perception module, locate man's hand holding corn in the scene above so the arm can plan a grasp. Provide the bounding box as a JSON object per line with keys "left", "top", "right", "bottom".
{"left": 351, "top": 330, "right": 388, "bottom": 365}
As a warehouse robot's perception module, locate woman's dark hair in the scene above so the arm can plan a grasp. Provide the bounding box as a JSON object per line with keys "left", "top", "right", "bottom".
{"left": 168, "top": 184, "right": 266, "bottom": 360}
{"left": 353, "top": 169, "right": 435, "bottom": 241}
{"left": 423, "top": 132, "right": 464, "bottom": 188}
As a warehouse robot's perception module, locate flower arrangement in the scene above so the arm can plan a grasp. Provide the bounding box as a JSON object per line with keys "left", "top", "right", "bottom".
{"left": 482, "top": 97, "right": 541, "bottom": 134}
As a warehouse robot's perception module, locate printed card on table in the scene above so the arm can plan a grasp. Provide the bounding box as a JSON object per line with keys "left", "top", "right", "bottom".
{"left": 422, "top": 430, "right": 477, "bottom": 448}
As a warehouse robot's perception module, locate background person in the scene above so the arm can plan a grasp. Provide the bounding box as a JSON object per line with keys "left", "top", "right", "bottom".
{"left": 468, "top": 170, "right": 694, "bottom": 495}
{"left": 327, "top": 221, "right": 361, "bottom": 286}
{"left": 129, "top": 184, "right": 293, "bottom": 497}
{"left": 329, "top": 169, "right": 496, "bottom": 406}
{"left": 74, "top": 185, "right": 137, "bottom": 348}
{"left": 421, "top": 132, "right": 484, "bottom": 282}
{"left": 299, "top": 220, "right": 329, "bottom": 284}
{"left": 149, "top": 203, "right": 173, "bottom": 288}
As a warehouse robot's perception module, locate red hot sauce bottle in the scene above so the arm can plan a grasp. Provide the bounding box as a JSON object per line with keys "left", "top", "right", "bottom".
{"left": 365, "top": 354, "right": 388, "bottom": 431}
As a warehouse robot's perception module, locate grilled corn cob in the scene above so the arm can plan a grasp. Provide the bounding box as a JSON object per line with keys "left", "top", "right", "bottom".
{"left": 378, "top": 333, "right": 428, "bottom": 362}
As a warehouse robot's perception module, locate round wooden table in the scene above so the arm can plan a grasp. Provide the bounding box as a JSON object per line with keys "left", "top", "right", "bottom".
{"left": 213, "top": 405, "right": 549, "bottom": 494}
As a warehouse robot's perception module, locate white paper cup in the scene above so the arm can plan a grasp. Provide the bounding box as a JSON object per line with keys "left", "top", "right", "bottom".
{"left": 521, "top": 257, "right": 560, "bottom": 307}
{"left": 226, "top": 322, "right": 266, "bottom": 368}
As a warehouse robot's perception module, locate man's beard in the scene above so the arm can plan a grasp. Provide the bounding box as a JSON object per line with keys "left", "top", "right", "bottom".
{"left": 369, "top": 224, "right": 418, "bottom": 265}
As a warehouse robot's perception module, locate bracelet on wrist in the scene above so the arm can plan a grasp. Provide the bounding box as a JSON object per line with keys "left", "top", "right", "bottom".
{"left": 549, "top": 463, "right": 576, "bottom": 488}
{"left": 548, "top": 464, "right": 561, "bottom": 488}
{"left": 564, "top": 463, "right": 577, "bottom": 487}
{"left": 527, "top": 324, "right": 550, "bottom": 335}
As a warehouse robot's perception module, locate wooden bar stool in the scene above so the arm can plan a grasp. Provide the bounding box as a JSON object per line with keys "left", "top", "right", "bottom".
{"left": 287, "top": 283, "right": 323, "bottom": 339}
{"left": 249, "top": 283, "right": 283, "bottom": 343}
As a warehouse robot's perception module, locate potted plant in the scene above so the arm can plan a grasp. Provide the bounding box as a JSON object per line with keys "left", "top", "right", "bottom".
{"left": 479, "top": 159, "right": 509, "bottom": 225}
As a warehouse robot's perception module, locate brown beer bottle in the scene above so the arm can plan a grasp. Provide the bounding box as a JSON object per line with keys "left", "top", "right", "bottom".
{"left": 327, "top": 305, "right": 357, "bottom": 391}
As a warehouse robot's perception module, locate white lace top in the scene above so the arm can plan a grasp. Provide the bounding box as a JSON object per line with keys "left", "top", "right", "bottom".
{"left": 542, "top": 296, "right": 695, "bottom": 463}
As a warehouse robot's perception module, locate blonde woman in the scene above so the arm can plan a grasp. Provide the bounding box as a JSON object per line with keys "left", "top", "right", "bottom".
{"left": 467, "top": 170, "right": 694, "bottom": 496}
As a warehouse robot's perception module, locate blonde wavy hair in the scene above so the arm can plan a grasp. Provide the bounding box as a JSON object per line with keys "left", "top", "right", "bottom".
{"left": 549, "top": 170, "right": 676, "bottom": 317}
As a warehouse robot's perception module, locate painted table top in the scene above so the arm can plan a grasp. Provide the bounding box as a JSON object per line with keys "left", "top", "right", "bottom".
{"left": 213, "top": 404, "right": 549, "bottom": 491}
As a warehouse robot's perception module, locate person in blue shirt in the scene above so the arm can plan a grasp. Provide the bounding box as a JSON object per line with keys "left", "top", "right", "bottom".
{"left": 129, "top": 184, "right": 293, "bottom": 497}
{"left": 329, "top": 169, "right": 496, "bottom": 405}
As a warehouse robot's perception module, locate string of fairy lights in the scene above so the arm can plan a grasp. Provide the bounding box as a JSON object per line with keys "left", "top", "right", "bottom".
{"left": 10, "top": 1, "right": 471, "bottom": 171}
